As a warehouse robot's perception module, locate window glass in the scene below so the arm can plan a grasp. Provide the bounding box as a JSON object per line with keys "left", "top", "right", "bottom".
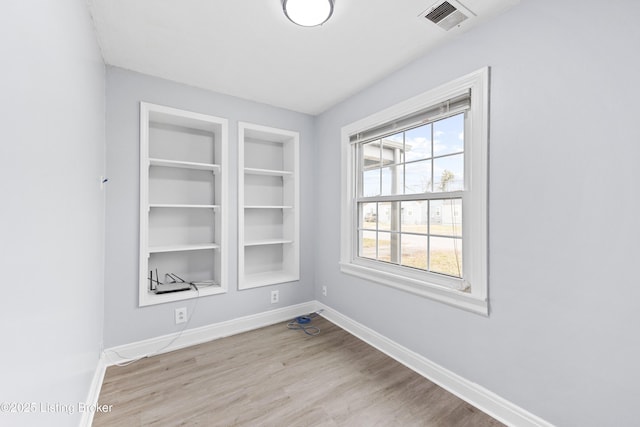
{"left": 401, "top": 201, "right": 428, "bottom": 234}
{"left": 377, "top": 232, "right": 392, "bottom": 263}
{"left": 401, "top": 234, "right": 428, "bottom": 270}
{"left": 381, "top": 165, "right": 403, "bottom": 196}
{"left": 360, "top": 203, "right": 377, "bottom": 229}
{"left": 430, "top": 199, "right": 462, "bottom": 237}
{"left": 362, "top": 168, "right": 380, "bottom": 197}
{"left": 359, "top": 230, "right": 377, "bottom": 260}
{"left": 404, "top": 160, "right": 431, "bottom": 194}
{"left": 433, "top": 154, "right": 464, "bottom": 192}
{"left": 404, "top": 124, "right": 431, "bottom": 162}
{"left": 357, "top": 115, "right": 465, "bottom": 276}
{"left": 429, "top": 236, "right": 462, "bottom": 277}
{"left": 378, "top": 202, "right": 400, "bottom": 232}
{"left": 433, "top": 114, "right": 464, "bottom": 157}
{"left": 362, "top": 140, "right": 380, "bottom": 167}
{"left": 382, "top": 133, "right": 404, "bottom": 166}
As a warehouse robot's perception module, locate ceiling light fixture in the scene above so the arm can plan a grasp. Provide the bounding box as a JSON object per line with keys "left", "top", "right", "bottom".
{"left": 282, "top": 0, "right": 335, "bottom": 27}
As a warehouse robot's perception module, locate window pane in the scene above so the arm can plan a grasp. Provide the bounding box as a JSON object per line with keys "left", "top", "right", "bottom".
{"left": 404, "top": 124, "right": 431, "bottom": 162}
{"left": 433, "top": 154, "right": 463, "bottom": 192}
{"left": 362, "top": 140, "right": 380, "bottom": 168}
{"left": 429, "top": 236, "right": 462, "bottom": 277}
{"left": 401, "top": 201, "right": 428, "bottom": 234}
{"left": 404, "top": 160, "right": 431, "bottom": 194}
{"left": 382, "top": 133, "right": 404, "bottom": 166}
{"left": 362, "top": 168, "right": 380, "bottom": 197}
{"left": 429, "top": 199, "right": 462, "bottom": 237}
{"left": 378, "top": 231, "right": 392, "bottom": 262}
{"left": 384, "top": 132, "right": 403, "bottom": 143}
{"left": 378, "top": 202, "right": 400, "bottom": 232}
{"left": 401, "top": 234, "right": 428, "bottom": 270}
{"left": 360, "top": 203, "right": 377, "bottom": 230}
{"left": 433, "top": 114, "right": 464, "bottom": 157}
{"left": 359, "top": 230, "right": 377, "bottom": 260}
{"left": 381, "top": 165, "right": 403, "bottom": 196}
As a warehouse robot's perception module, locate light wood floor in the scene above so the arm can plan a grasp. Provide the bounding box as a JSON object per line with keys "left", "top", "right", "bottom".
{"left": 94, "top": 316, "right": 503, "bottom": 426}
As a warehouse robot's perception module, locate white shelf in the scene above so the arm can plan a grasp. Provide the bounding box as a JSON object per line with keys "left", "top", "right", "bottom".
{"left": 242, "top": 271, "right": 299, "bottom": 288}
{"left": 140, "top": 102, "right": 228, "bottom": 306}
{"left": 149, "top": 243, "right": 220, "bottom": 254}
{"left": 150, "top": 157, "right": 220, "bottom": 173}
{"left": 244, "top": 205, "right": 292, "bottom": 209}
{"left": 244, "top": 239, "right": 293, "bottom": 247}
{"left": 150, "top": 204, "right": 220, "bottom": 209}
{"left": 245, "top": 167, "right": 293, "bottom": 176}
{"left": 144, "top": 285, "right": 225, "bottom": 305}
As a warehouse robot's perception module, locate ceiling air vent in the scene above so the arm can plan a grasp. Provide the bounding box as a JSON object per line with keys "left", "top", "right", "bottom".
{"left": 420, "top": 0, "right": 474, "bottom": 31}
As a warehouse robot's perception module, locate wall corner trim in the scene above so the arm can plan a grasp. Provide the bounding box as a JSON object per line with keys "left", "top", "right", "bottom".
{"left": 80, "top": 354, "right": 108, "bottom": 427}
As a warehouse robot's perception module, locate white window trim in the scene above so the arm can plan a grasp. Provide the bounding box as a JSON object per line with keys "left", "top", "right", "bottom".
{"left": 340, "top": 67, "right": 489, "bottom": 315}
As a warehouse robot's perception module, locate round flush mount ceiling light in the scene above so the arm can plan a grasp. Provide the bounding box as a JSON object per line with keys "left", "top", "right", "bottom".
{"left": 282, "top": 0, "right": 335, "bottom": 27}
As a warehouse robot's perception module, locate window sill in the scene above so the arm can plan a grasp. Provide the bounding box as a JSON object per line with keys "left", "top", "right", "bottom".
{"left": 339, "top": 261, "right": 488, "bottom": 316}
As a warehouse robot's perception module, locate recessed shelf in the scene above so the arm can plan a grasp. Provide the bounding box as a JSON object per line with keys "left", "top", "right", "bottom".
{"left": 244, "top": 205, "right": 292, "bottom": 209}
{"left": 150, "top": 204, "right": 220, "bottom": 209}
{"left": 244, "top": 239, "right": 293, "bottom": 247}
{"left": 149, "top": 243, "right": 220, "bottom": 254}
{"left": 245, "top": 167, "right": 293, "bottom": 176}
{"left": 242, "top": 271, "right": 299, "bottom": 288}
{"left": 143, "top": 284, "right": 225, "bottom": 305}
{"left": 150, "top": 157, "right": 220, "bottom": 173}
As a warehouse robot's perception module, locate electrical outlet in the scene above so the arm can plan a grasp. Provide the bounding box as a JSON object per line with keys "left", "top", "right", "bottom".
{"left": 175, "top": 307, "right": 187, "bottom": 324}
{"left": 322, "top": 286, "right": 327, "bottom": 297}
{"left": 270, "top": 290, "right": 279, "bottom": 304}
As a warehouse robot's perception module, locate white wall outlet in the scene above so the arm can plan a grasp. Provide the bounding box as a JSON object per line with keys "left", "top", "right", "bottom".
{"left": 175, "top": 307, "right": 187, "bottom": 324}
{"left": 322, "top": 286, "right": 327, "bottom": 297}
{"left": 270, "top": 290, "right": 279, "bottom": 304}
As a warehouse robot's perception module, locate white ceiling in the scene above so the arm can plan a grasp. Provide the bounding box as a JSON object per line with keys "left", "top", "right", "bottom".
{"left": 88, "top": 0, "right": 518, "bottom": 115}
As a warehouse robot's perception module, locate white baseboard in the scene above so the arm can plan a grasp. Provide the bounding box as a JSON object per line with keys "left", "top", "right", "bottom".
{"left": 80, "top": 354, "right": 107, "bottom": 427}
{"left": 102, "top": 301, "right": 318, "bottom": 366}
{"left": 317, "top": 302, "right": 552, "bottom": 427}
{"left": 85, "top": 300, "right": 548, "bottom": 426}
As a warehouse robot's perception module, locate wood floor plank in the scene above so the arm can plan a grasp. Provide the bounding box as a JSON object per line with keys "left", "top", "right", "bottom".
{"left": 94, "top": 317, "right": 503, "bottom": 426}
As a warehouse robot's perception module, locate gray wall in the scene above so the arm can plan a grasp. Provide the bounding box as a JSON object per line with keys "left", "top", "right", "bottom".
{"left": 313, "top": 0, "right": 640, "bottom": 425}
{"left": 104, "top": 67, "right": 315, "bottom": 347}
{"left": 0, "top": 1, "right": 106, "bottom": 426}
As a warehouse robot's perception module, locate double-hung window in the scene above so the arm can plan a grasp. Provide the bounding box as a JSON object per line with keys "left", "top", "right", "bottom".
{"left": 340, "top": 68, "right": 489, "bottom": 314}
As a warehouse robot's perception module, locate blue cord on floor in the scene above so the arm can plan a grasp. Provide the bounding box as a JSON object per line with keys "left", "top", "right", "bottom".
{"left": 287, "top": 311, "right": 321, "bottom": 336}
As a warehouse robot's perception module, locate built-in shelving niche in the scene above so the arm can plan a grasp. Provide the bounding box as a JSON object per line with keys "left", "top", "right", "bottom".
{"left": 238, "top": 122, "right": 299, "bottom": 289}
{"left": 139, "top": 102, "right": 228, "bottom": 306}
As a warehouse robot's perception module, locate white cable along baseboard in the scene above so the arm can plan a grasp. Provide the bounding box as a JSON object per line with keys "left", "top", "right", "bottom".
{"left": 83, "top": 300, "right": 551, "bottom": 427}
{"left": 102, "top": 301, "right": 318, "bottom": 366}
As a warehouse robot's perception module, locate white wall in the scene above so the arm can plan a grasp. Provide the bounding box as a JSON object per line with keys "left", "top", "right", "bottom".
{"left": 314, "top": 0, "right": 640, "bottom": 425}
{"left": 103, "top": 67, "right": 315, "bottom": 348}
{"left": 0, "top": 1, "right": 105, "bottom": 426}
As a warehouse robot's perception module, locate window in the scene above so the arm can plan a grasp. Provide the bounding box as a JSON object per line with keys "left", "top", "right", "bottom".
{"left": 340, "top": 68, "right": 489, "bottom": 315}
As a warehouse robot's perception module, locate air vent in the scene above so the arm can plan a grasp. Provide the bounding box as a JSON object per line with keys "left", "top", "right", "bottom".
{"left": 426, "top": 1, "right": 457, "bottom": 23}
{"left": 420, "top": 0, "right": 474, "bottom": 31}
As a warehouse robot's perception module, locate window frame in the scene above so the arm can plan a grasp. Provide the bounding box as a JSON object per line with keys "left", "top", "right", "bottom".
{"left": 340, "top": 68, "right": 489, "bottom": 315}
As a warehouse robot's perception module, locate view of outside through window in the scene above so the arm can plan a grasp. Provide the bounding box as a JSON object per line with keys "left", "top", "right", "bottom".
{"left": 357, "top": 113, "right": 464, "bottom": 277}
